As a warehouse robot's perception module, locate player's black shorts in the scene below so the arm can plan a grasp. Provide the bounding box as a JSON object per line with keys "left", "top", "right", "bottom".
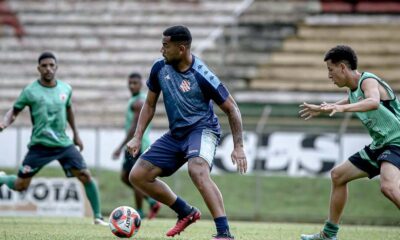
{"left": 349, "top": 145, "right": 400, "bottom": 179}
{"left": 18, "top": 144, "right": 87, "bottom": 178}
{"left": 122, "top": 150, "right": 141, "bottom": 172}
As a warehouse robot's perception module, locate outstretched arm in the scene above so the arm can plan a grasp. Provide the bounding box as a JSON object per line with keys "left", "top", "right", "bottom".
{"left": 321, "top": 78, "right": 380, "bottom": 116}
{"left": 219, "top": 95, "right": 247, "bottom": 174}
{"left": 67, "top": 105, "right": 84, "bottom": 151}
{"left": 299, "top": 97, "right": 349, "bottom": 120}
{"left": 126, "top": 90, "right": 159, "bottom": 157}
{"left": 0, "top": 108, "right": 22, "bottom": 132}
{"left": 113, "top": 100, "right": 144, "bottom": 160}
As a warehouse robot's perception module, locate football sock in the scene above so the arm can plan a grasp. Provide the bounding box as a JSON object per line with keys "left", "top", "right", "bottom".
{"left": 137, "top": 208, "right": 144, "bottom": 219}
{"left": 323, "top": 220, "right": 339, "bottom": 238}
{"left": 214, "top": 216, "right": 230, "bottom": 235}
{"left": 0, "top": 174, "right": 17, "bottom": 190}
{"left": 170, "top": 196, "right": 192, "bottom": 218}
{"left": 84, "top": 180, "right": 102, "bottom": 219}
{"left": 145, "top": 196, "right": 157, "bottom": 207}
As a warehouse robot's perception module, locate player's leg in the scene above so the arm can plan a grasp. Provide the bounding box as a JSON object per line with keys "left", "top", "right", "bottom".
{"left": 123, "top": 151, "right": 160, "bottom": 219}
{"left": 188, "top": 157, "right": 233, "bottom": 240}
{"left": 129, "top": 133, "right": 198, "bottom": 236}
{"left": 0, "top": 145, "right": 50, "bottom": 191}
{"left": 380, "top": 161, "right": 400, "bottom": 208}
{"left": 186, "top": 129, "right": 233, "bottom": 240}
{"left": 301, "top": 155, "right": 371, "bottom": 240}
{"left": 59, "top": 145, "right": 106, "bottom": 225}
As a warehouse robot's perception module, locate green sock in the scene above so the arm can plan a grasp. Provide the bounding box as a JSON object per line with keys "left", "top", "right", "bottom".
{"left": 323, "top": 220, "right": 339, "bottom": 238}
{"left": 145, "top": 196, "right": 157, "bottom": 207}
{"left": 0, "top": 174, "right": 17, "bottom": 190}
{"left": 84, "top": 180, "right": 102, "bottom": 219}
{"left": 137, "top": 208, "right": 144, "bottom": 219}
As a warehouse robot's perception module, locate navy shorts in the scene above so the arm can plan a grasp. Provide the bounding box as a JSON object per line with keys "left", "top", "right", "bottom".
{"left": 122, "top": 150, "right": 141, "bottom": 172}
{"left": 140, "top": 129, "right": 220, "bottom": 177}
{"left": 349, "top": 145, "right": 400, "bottom": 178}
{"left": 18, "top": 144, "right": 87, "bottom": 178}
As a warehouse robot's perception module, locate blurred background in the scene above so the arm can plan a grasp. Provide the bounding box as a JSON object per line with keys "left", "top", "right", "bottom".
{"left": 0, "top": 0, "right": 399, "bottom": 225}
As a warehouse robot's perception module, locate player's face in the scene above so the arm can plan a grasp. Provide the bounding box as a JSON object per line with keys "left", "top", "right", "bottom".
{"left": 38, "top": 58, "right": 57, "bottom": 82}
{"left": 326, "top": 60, "right": 346, "bottom": 88}
{"left": 161, "top": 36, "right": 182, "bottom": 65}
{"left": 128, "top": 77, "right": 141, "bottom": 95}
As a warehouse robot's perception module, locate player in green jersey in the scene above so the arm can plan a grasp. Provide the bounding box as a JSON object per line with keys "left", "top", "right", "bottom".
{"left": 112, "top": 72, "right": 160, "bottom": 219}
{"left": 0, "top": 52, "right": 108, "bottom": 226}
{"left": 299, "top": 45, "right": 400, "bottom": 240}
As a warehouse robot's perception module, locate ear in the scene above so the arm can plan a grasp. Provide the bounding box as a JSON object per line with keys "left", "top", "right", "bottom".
{"left": 340, "top": 62, "right": 347, "bottom": 72}
{"left": 179, "top": 44, "right": 186, "bottom": 54}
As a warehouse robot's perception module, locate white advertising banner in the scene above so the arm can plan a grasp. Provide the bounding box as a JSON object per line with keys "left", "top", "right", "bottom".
{"left": 0, "top": 178, "right": 90, "bottom": 217}
{"left": 0, "top": 128, "right": 371, "bottom": 176}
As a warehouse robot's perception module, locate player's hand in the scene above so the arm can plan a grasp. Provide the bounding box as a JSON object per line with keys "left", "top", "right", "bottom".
{"left": 126, "top": 136, "right": 141, "bottom": 157}
{"left": 299, "top": 102, "right": 323, "bottom": 120}
{"left": 112, "top": 148, "right": 122, "bottom": 160}
{"left": 231, "top": 147, "right": 247, "bottom": 174}
{"left": 73, "top": 135, "right": 84, "bottom": 152}
{"left": 321, "top": 104, "right": 344, "bottom": 117}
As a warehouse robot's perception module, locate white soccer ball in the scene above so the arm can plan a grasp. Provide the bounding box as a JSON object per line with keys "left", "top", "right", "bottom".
{"left": 109, "top": 206, "right": 141, "bottom": 238}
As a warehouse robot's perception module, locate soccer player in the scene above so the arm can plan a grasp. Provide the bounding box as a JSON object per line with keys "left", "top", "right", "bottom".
{"left": 126, "top": 25, "right": 247, "bottom": 240}
{"left": 112, "top": 72, "right": 161, "bottom": 219}
{"left": 0, "top": 52, "right": 108, "bottom": 226}
{"left": 299, "top": 45, "right": 400, "bottom": 240}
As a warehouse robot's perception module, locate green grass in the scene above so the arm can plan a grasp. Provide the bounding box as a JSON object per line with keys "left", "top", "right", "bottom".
{"left": 0, "top": 217, "right": 399, "bottom": 240}
{"left": 2, "top": 168, "right": 399, "bottom": 226}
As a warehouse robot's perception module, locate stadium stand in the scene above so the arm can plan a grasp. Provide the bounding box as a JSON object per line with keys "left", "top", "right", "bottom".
{"left": 0, "top": 0, "right": 246, "bottom": 128}
{"left": 1, "top": 0, "right": 399, "bottom": 133}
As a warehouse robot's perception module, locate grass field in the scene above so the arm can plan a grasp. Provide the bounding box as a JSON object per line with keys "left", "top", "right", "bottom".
{"left": 2, "top": 167, "right": 399, "bottom": 226}
{"left": 0, "top": 217, "right": 399, "bottom": 240}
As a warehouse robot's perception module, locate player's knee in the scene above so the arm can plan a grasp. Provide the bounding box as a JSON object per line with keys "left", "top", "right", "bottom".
{"left": 14, "top": 180, "right": 29, "bottom": 191}
{"left": 330, "top": 167, "right": 344, "bottom": 185}
{"left": 380, "top": 182, "right": 396, "bottom": 197}
{"left": 76, "top": 170, "right": 92, "bottom": 184}
{"left": 128, "top": 168, "right": 142, "bottom": 187}
{"left": 188, "top": 160, "right": 209, "bottom": 187}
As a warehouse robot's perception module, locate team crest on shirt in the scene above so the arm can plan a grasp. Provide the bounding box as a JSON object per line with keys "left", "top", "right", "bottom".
{"left": 180, "top": 79, "right": 191, "bottom": 92}
{"left": 59, "top": 93, "right": 67, "bottom": 102}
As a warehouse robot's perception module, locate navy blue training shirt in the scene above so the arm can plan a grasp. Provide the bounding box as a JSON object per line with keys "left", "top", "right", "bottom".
{"left": 147, "top": 55, "right": 230, "bottom": 138}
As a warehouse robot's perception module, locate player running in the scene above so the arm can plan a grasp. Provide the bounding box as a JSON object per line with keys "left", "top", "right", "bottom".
{"left": 299, "top": 45, "right": 400, "bottom": 240}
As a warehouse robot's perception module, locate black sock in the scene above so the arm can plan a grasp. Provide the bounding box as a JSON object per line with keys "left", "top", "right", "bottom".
{"left": 169, "top": 196, "right": 192, "bottom": 218}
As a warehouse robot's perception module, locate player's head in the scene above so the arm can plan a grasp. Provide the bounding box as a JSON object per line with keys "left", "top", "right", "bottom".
{"left": 324, "top": 45, "right": 358, "bottom": 87}
{"left": 161, "top": 25, "right": 192, "bottom": 65}
{"left": 37, "top": 51, "right": 57, "bottom": 82}
{"left": 128, "top": 72, "right": 142, "bottom": 95}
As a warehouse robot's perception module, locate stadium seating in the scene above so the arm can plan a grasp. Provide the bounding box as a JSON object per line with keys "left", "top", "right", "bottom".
{"left": 0, "top": 0, "right": 245, "bottom": 127}
{"left": 1, "top": 0, "right": 399, "bottom": 133}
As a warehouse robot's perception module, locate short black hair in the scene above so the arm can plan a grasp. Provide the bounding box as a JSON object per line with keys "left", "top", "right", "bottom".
{"left": 163, "top": 25, "right": 192, "bottom": 45}
{"left": 38, "top": 51, "right": 57, "bottom": 64}
{"left": 128, "top": 72, "right": 142, "bottom": 79}
{"left": 324, "top": 45, "right": 358, "bottom": 70}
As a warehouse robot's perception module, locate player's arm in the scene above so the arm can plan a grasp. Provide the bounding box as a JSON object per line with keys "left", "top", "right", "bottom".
{"left": 126, "top": 90, "right": 159, "bottom": 156}
{"left": 321, "top": 78, "right": 380, "bottom": 116}
{"left": 113, "top": 100, "right": 144, "bottom": 159}
{"left": 299, "top": 97, "right": 349, "bottom": 120}
{"left": 0, "top": 107, "right": 22, "bottom": 132}
{"left": 219, "top": 95, "right": 247, "bottom": 174}
{"left": 67, "top": 105, "right": 84, "bottom": 151}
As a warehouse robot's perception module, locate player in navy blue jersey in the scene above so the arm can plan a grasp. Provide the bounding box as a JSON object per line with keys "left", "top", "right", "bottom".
{"left": 126, "top": 25, "right": 247, "bottom": 240}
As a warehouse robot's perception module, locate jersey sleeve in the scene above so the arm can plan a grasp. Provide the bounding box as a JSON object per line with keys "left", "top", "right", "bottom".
{"left": 13, "top": 87, "right": 30, "bottom": 110}
{"left": 196, "top": 71, "right": 230, "bottom": 105}
{"left": 146, "top": 60, "right": 163, "bottom": 94}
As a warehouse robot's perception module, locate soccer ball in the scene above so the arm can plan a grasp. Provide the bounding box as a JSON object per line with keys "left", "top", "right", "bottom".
{"left": 109, "top": 206, "right": 141, "bottom": 238}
